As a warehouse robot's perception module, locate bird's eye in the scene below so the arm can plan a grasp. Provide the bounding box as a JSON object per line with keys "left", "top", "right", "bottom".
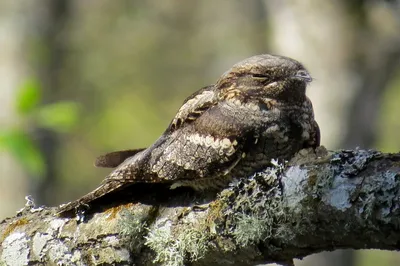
{"left": 251, "top": 73, "right": 268, "bottom": 79}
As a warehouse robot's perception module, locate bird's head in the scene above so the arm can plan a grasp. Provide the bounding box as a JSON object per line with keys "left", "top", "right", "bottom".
{"left": 216, "top": 54, "right": 312, "bottom": 104}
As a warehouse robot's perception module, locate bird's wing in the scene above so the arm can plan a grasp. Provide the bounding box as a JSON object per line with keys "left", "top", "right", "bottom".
{"left": 57, "top": 103, "right": 253, "bottom": 214}
{"left": 302, "top": 97, "right": 320, "bottom": 149}
{"left": 108, "top": 103, "right": 252, "bottom": 184}
{"left": 167, "top": 85, "right": 217, "bottom": 132}
{"left": 308, "top": 120, "right": 320, "bottom": 148}
{"left": 94, "top": 148, "right": 146, "bottom": 168}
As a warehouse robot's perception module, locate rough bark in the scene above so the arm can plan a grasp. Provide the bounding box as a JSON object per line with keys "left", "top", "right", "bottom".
{"left": 1, "top": 148, "right": 400, "bottom": 266}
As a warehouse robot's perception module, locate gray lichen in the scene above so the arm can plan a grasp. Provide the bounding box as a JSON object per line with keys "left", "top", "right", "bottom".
{"left": 282, "top": 166, "right": 308, "bottom": 210}
{"left": 144, "top": 218, "right": 210, "bottom": 266}
{"left": 233, "top": 213, "right": 272, "bottom": 247}
{"left": 146, "top": 220, "right": 185, "bottom": 266}
{"left": 32, "top": 232, "right": 52, "bottom": 261}
{"left": 1, "top": 232, "right": 29, "bottom": 266}
{"left": 118, "top": 209, "right": 148, "bottom": 236}
{"left": 221, "top": 163, "right": 287, "bottom": 249}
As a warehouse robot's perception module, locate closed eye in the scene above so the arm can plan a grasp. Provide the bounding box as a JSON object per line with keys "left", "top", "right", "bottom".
{"left": 251, "top": 73, "right": 269, "bottom": 79}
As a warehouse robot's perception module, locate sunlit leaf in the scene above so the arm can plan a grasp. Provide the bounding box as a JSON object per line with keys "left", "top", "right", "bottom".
{"left": 15, "top": 78, "right": 42, "bottom": 115}
{"left": 0, "top": 129, "right": 46, "bottom": 178}
{"left": 35, "top": 102, "right": 80, "bottom": 133}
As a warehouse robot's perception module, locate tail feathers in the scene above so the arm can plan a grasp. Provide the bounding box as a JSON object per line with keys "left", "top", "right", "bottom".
{"left": 57, "top": 180, "right": 126, "bottom": 215}
{"left": 95, "top": 148, "right": 146, "bottom": 168}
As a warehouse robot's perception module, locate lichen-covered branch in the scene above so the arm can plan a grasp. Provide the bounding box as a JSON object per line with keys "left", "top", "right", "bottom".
{"left": 1, "top": 148, "right": 400, "bottom": 266}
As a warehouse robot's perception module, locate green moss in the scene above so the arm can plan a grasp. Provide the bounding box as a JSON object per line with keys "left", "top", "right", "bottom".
{"left": 207, "top": 198, "right": 227, "bottom": 226}
{"left": 307, "top": 171, "right": 318, "bottom": 187}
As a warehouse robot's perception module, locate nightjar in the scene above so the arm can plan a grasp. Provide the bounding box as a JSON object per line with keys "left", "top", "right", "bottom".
{"left": 59, "top": 54, "right": 320, "bottom": 214}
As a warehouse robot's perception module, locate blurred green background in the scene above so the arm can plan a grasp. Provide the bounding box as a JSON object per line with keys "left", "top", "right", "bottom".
{"left": 0, "top": 1, "right": 399, "bottom": 266}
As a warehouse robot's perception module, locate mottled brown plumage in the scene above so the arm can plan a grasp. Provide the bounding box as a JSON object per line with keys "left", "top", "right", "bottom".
{"left": 58, "top": 54, "right": 320, "bottom": 214}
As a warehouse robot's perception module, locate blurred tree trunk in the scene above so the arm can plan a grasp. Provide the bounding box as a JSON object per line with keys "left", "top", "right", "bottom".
{"left": 264, "top": 1, "right": 400, "bottom": 266}
{"left": 0, "top": 1, "right": 32, "bottom": 218}
{"left": 29, "top": 0, "right": 71, "bottom": 206}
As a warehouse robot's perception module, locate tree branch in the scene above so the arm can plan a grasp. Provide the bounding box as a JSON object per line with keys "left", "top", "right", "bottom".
{"left": 1, "top": 148, "right": 400, "bottom": 266}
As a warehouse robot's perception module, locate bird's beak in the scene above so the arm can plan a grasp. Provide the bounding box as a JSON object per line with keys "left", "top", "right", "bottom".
{"left": 293, "top": 70, "right": 313, "bottom": 83}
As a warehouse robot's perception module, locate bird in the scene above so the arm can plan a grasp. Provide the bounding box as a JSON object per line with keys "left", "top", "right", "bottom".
{"left": 58, "top": 54, "right": 320, "bottom": 214}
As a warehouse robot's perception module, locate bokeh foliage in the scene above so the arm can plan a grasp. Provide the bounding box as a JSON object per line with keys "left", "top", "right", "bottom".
{"left": 0, "top": 78, "right": 79, "bottom": 178}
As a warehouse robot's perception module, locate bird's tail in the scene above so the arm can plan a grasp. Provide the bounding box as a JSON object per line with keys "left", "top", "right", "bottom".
{"left": 95, "top": 148, "right": 146, "bottom": 168}
{"left": 56, "top": 180, "right": 126, "bottom": 216}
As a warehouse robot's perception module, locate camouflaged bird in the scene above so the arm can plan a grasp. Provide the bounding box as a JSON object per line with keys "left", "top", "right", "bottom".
{"left": 58, "top": 54, "right": 320, "bottom": 214}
